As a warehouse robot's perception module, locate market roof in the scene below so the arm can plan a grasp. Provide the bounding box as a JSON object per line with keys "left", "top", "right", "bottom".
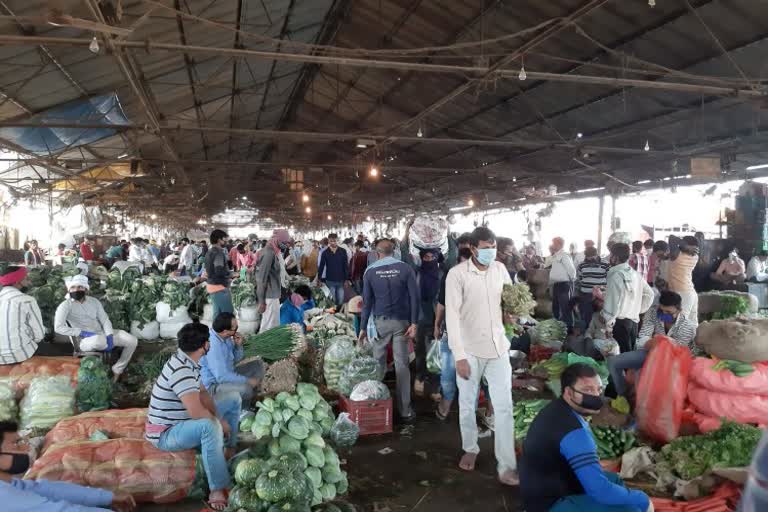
{"left": 0, "top": 0, "right": 766, "bottom": 228}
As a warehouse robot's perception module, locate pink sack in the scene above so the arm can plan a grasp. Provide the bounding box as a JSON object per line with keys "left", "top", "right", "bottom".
{"left": 689, "top": 357, "right": 768, "bottom": 396}
{"left": 636, "top": 336, "right": 693, "bottom": 442}
{"left": 688, "top": 383, "right": 768, "bottom": 425}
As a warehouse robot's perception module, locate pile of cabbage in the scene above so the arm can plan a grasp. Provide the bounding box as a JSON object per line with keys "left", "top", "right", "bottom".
{"left": 234, "top": 383, "right": 351, "bottom": 510}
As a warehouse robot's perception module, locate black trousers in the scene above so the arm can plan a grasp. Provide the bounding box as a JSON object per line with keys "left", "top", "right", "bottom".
{"left": 613, "top": 318, "right": 639, "bottom": 353}
{"left": 552, "top": 281, "right": 573, "bottom": 329}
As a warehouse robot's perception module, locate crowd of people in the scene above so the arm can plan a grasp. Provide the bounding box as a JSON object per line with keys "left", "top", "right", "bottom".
{"left": 5, "top": 224, "right": 768, "bottom": 511}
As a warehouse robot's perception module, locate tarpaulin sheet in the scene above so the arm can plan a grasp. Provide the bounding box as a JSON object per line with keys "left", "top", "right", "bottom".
{"left": 0, "top": 94, "right": 129, "bottom": 154}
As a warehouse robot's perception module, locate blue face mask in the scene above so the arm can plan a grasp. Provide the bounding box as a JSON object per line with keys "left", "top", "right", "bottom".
{"left": 476, "top": 247, "right": 497, "bottom": 266}
{"left": 657, "top": 311, "right": 675, "bottom": 324}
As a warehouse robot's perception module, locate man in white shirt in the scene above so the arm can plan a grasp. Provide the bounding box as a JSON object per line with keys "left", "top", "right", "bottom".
{"left": 747, "top": 250, "right": 768, "bottom": 282}
{"left": 601, "top": 243, "right": 654, "bottom": 353}
{"left": 54, "top": 275, "right": 138, "bottom": 381}
{"left": 0, "top": 266, "right": 45, "bottom": 364}
{"left": 547, "top": 237, "right": 577, "bottom": 331}
{"left": 445, "top": 227, "right": 518, "bottom": 486}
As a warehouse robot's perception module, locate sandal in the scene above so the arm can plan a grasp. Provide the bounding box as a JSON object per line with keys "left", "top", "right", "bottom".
{"left": 435, "top": 407, "right": 449, "bottom": 421}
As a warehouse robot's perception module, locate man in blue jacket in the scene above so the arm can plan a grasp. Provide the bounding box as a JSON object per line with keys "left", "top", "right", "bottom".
{"left": 520, "top": 363, "right": 652, "bottom": 512}
{"left": 318, "top": 233, "right": 350, "bottom": 307}
{"left": 359, "top": 239, "right": 419, "bottom": 422}
{"left": 280, "top": 285, "right": 316, "bottom": 330}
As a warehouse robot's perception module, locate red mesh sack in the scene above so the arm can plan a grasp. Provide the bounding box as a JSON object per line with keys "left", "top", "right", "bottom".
{"left": 43, "top": 408, "right": 147, "bottom": 452}
{"left": 635, "top": 336, "right": 693, "bottom": 442}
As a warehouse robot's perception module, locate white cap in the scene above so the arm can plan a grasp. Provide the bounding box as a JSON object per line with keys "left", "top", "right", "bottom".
{"left": 65, "top": 274, "right": 90, "bottom": 290}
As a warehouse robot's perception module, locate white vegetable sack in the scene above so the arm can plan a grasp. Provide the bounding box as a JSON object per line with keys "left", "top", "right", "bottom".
{"left": 350, "top": 380, "right": 391, "bottom": 401}
{"left": 130, "top": 320, "right": 160, "bottom": 340}
{"left": 155, "top": 303, "right": 191, "bottom": 323}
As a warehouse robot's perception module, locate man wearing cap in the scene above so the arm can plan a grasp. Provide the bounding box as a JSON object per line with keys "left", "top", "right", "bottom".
{"left": 54, "top": 275, "right": 138, "bottom": 381}
{"left": 256, "top": 229, "right": 291, "bottom": 332}
{"left": 0, "top": 266, "right": 45, "bottom": 364}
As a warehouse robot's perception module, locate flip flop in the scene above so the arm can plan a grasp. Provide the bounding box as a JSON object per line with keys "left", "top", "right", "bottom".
{"left": 206, "top": 496, "right": 228, "bottom": 511}
{"left": 435, "top": 407, "right": 449, "bottom": 421}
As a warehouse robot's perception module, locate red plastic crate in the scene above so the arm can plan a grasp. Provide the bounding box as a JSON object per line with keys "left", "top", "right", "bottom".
{"left": 338, "top": 395, "right": 393, "bottom": 435}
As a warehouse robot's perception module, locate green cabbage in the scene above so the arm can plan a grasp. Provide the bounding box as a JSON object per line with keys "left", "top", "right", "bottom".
{"left": 279, "top": 434, "right": 302, "bottom": 454}
{"left": 259, "top": 397, "right": 276, "bottom": 413}
{"left": 269, "top": 439, "right": 282, "bottom": 458}
{"left": 296, "top": 383, "right": 319, "bottom": 397}
{"left": 299, "top": 394, "right": 319, "bottom": 411}
{"left": 269, "top": 452, "right": 307, "bottom": 473}
{"left": 296, "top": 409, "right": 314, "bottom": 423}
{"left": 255, "top": 409, "right": 273, "bottom": 426}
{"left": 240, "top": 415, "right": 255, "bottom": 432}
{"left": 276, "top": 391, "right": 292, "bottom": 404}
{"left": 320, "top": 483, "right": 337, "bottom": 501}
{"left": 305, "top": 446, "right": 325, "bottom": 468}
{"left": 304, "top": 432, "right": 325, "bottom": 449}
{"left": 284, "top": 395, "right": 301, "bottom": 412}
{"left": 252, "top": 423, "right": 272, "bottom": 440}
{"left": 287, "top": 416, "right": 310, "bottom": 440}
{"left": 336, "top": 472, "right": 349, "bottom": 495}
{"left": 305, "top": 467, "right": 322, "bottom": 488}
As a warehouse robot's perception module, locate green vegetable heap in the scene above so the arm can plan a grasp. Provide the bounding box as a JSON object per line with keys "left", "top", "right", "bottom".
{"left": 712, "top": 295, "right": 749, "bottom": 320}
{"left": 590, "top": 426, "right": 637, "bottom": 459}
{"left": 659, "top": 421, "right": 761, "bottom": 480}
{"left": 502, "top": 283, "right": 537, "bottom": 318}
{"left": 530, "top": 319, "right": 568, "bottom": 347}
{"left": 711, "top": 359, "right": 754, "bottom": 377}
{"left": 76, "top": 356, "right": 112, "bottom": 412}
{"left": 244, "top": 324, "right": 306, "bottom": 362}
{"left": 232, "top": 279, "right": 257, "bottom": 310}
{"left": 230, "top": 384, "right": 350, "bottom": 511}
{"left": 514, "top": 400, "right": 550, "bottom": 440}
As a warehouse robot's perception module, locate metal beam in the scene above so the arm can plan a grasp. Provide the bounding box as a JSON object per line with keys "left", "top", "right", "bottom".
{"left": 227, "top": 0, "right": 244, "bottom": 161}
{"left": 83, "top": 0, "right": 188, "bottom": 183}
{"left": 0, "top": 35, "right": 760, "bottom": 99}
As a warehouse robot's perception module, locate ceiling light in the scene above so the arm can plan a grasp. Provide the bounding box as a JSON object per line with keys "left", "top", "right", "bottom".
{"left": 467, "top": 199, "right": 475, "bottom": 207}
{"left": 241, "top": 195, "right": 247, "bottom": 200}
{"left": 746, "top": 164, "right": 768, "bottom": 171}
{"left": 89, "top": 36, "right": 100, "bottom": 54}
{"left": 356, "top": 138, "right": 374, "bottom": 148}
{"left": 150, "top": 214, "right": 157, "bottom": 220}
{"left": 366, "top": 215, "right": 372, "bottom": 221}
{"left": 327, "top": 214, "right": 332, "bottom": 220}
{"left": 117, "top": 152, "right": 129, "bottom": 159}
{"left": 369, "top": 166, "right": 378, "bottom": 177}
{"left": 577, "top": 132, "right": 583, "bottom": 139}
{"left": 512, "top": 176, "right": 517, "bottom": 182}
{"left": 305, "top": 206, "right": 311, "bottom": 214}
{"left": 518, "top": 65, "right": 527, "bottom": 81}
{"left": 417, "top": 127, "right": 423, "bottom": 138}
{"left": 644, "top": 140, "right": 650, "bottom": 152}
{"left": 302, "top": 193, "right": 309, "bottom": 202}
{"left": 649, "top": 0, "right": 656, "bottom": 6}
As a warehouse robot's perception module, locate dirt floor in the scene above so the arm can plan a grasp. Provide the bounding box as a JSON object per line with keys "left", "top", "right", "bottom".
{"left": 139, "top": 392, "right": 526, "bottom": 512}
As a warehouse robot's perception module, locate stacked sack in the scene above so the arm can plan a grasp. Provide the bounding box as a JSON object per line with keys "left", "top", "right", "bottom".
{"left": 157, "top": 302, "right": 192, "bottom": 339}
{"left": 687, "top": 357, "right": 768, "bottom": 432}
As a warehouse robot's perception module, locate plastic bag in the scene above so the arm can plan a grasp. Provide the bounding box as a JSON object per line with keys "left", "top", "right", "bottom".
{"left": 426, "top": 339, "right": 442, "bottom": 374}
{"left": 635, "top": 336, "right": 692, "bottom": 443}
{"left": 0, "top": 378, "right": 17, "bottom": 422}
{"left": 19, "top": 376, "right": 76, "bottom": 431}
{"left": 338, "top": 355, "right": 382, "bottom": 396}
{"left": 350, "top": 380, "right": 391, "bottom": 401}
{"left": 323, "top": 337, "right": 356, "bottom": 392}
{"left": 330, "top": 412, "right": 359, "bottom": 449}
{"left": 409, "top": 215, "right": 449, "bottom": 251}
{"left": 593, "top": 338, "right": 620, "bottom": 357}
{"left": 76, "top": 356, "right": 112, "bottom": 412}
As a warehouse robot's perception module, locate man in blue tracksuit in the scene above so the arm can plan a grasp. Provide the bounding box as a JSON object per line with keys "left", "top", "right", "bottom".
{"left": 317, "top": 233, "right": 349, "bottom": 307}
{"left": 359, "top": 239, "right": 419, "bottom": 422}
{"left": 520, "top": 363, "right": 652, "bottom": 512}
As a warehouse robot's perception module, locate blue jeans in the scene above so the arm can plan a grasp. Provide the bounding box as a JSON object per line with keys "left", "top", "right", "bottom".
{"left": 157, "top": 416, "right": 232, "bottom": 491}
{"left": 550, "top": 472, "right": 643, "bottom": 511}
{"left": 607, "top": 350, "right": 648, "bottom": 397}
{"left": 214, "top": 393, "right": 242, "bottom": 449}
{"left": 325, "top": 281, "right": 345, "bottom": 306}
{"left": 210, "top": 288, "right": 233, "bottom": 319}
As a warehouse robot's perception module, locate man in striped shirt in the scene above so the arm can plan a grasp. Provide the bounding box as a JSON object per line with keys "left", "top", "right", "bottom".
{"left": 575, "top": 247, "right": 609, "bottom": 329}
{"left": 145, "top": 322, "right": 238, "bottom": 511}
{"left": 607, "top": 290, "right": 697, "bottom": 398}
{"left": 628, "top": 241, "right": 650, "bottom": 283}
{"left": 0, "top": 266, "right": 45, "bottom": 365}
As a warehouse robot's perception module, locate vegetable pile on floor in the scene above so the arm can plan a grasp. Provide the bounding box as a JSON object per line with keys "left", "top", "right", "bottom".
{"left": 307, "top": 314, "right": 356, "bottom": 345}
{"left": 323, "top": 337, "right": 357, "bottom": 393}
{"left": 532, "top": 352, "right": 609, "bottom": 397}
{"left": 530, "top": 319, "right": 568, "bottom": 348}
{"left": 590, "top": 426, "right": 637, "bottom": 459}
{"left": 76, "top": 356, "right": 112, "bottom": 412}
{"left": 0, "top": 379, "right": 17, "bottom": 422}
{"left": 231, "top": 384, "right": 352, "bottom": 510}
{"left": 337, "top": 348, "right": 383, "bottom": 397}
{"left": 659, "top": 421, "right": 761, "bottom": 480}
{"left": 502, "top": 283, "right": 537, "bottom": 318}
{"left": 244, "top": 324, "right": 306, "bottom": 362}
{"left": 514, "top": 400, "right": 550, "bottom": 440}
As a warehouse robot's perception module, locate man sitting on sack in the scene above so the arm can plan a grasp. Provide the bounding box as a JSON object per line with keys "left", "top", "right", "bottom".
{"left": 53, "top": 275, "right": 138, "bottom": 382}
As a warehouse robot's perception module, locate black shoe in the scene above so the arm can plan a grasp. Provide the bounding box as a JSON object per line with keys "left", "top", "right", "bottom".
{"left": 399, "top": 413, "right": 417, "bottom": 424}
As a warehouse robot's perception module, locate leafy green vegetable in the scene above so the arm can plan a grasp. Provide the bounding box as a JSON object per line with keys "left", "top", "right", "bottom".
{"left": 305, "top": 466, "right": 322, "bottom": 488}
{"left": 244, "top": 324, "right": 305, "bottom": 362}
{"left": 288, "top": 416, "right": 311, "bottom": 440}
{"left": 712, "top": 295, "right": 749, "bottom": 320}
{"left": 76, "top": 356, "right": 112, "bottom": 412}
{"left": 530, "top": 319, "right": 568, "bottom": 347}
{"left": 502, "top": 283, "right": 536, "bottom": 317}
{"left": 660, "top": 421, "right": 761, "bottom": 479}
{"left": 280, "top": 434, "right": 303, "bottom": 454}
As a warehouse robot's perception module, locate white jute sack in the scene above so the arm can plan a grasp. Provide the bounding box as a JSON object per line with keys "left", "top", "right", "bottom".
{"left": 698, "top": 291, "right": 759, "bottom": 316}
{"left": 155, "top": 302, "right": 191, "bottom": 323}
{"left": 696, "top": 318, "right": 768, "bottom": 362}
{"left": 160, "top": 321, "right": 188, "bottom": 339}
{"left": 237, "top": 306, "right": 261, "bottom": 323}
{"left": 129, "top": 320, "right": 160, "bottom": 340}
{"left": 238, "top": 320, "right": 259, "bottom": 335}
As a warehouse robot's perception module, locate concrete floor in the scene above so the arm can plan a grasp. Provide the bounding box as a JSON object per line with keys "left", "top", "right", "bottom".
{"left": 139, "top": 396, "right": 524, "bottom": 512}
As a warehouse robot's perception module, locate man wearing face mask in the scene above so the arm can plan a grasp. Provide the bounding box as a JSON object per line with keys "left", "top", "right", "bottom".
{"left": 0, "top": 266, "right": 45, "bottom": 365}
{"left": 146, "top": 322, "right": 236, "bottom": 511}
{"left": 712, "top": 248, "right": 746, "bottom": 288}
{"left": 608, "top": 291, "right": 697, "bottom": 398}
{"left": 54, "top": 275, "right": 138, "bottom": 382}
{"left": 445, "top": 227, "right": 518, "bottom": 485}
{"left": 520, "top": 363, "right": 653, "bottom": 512}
